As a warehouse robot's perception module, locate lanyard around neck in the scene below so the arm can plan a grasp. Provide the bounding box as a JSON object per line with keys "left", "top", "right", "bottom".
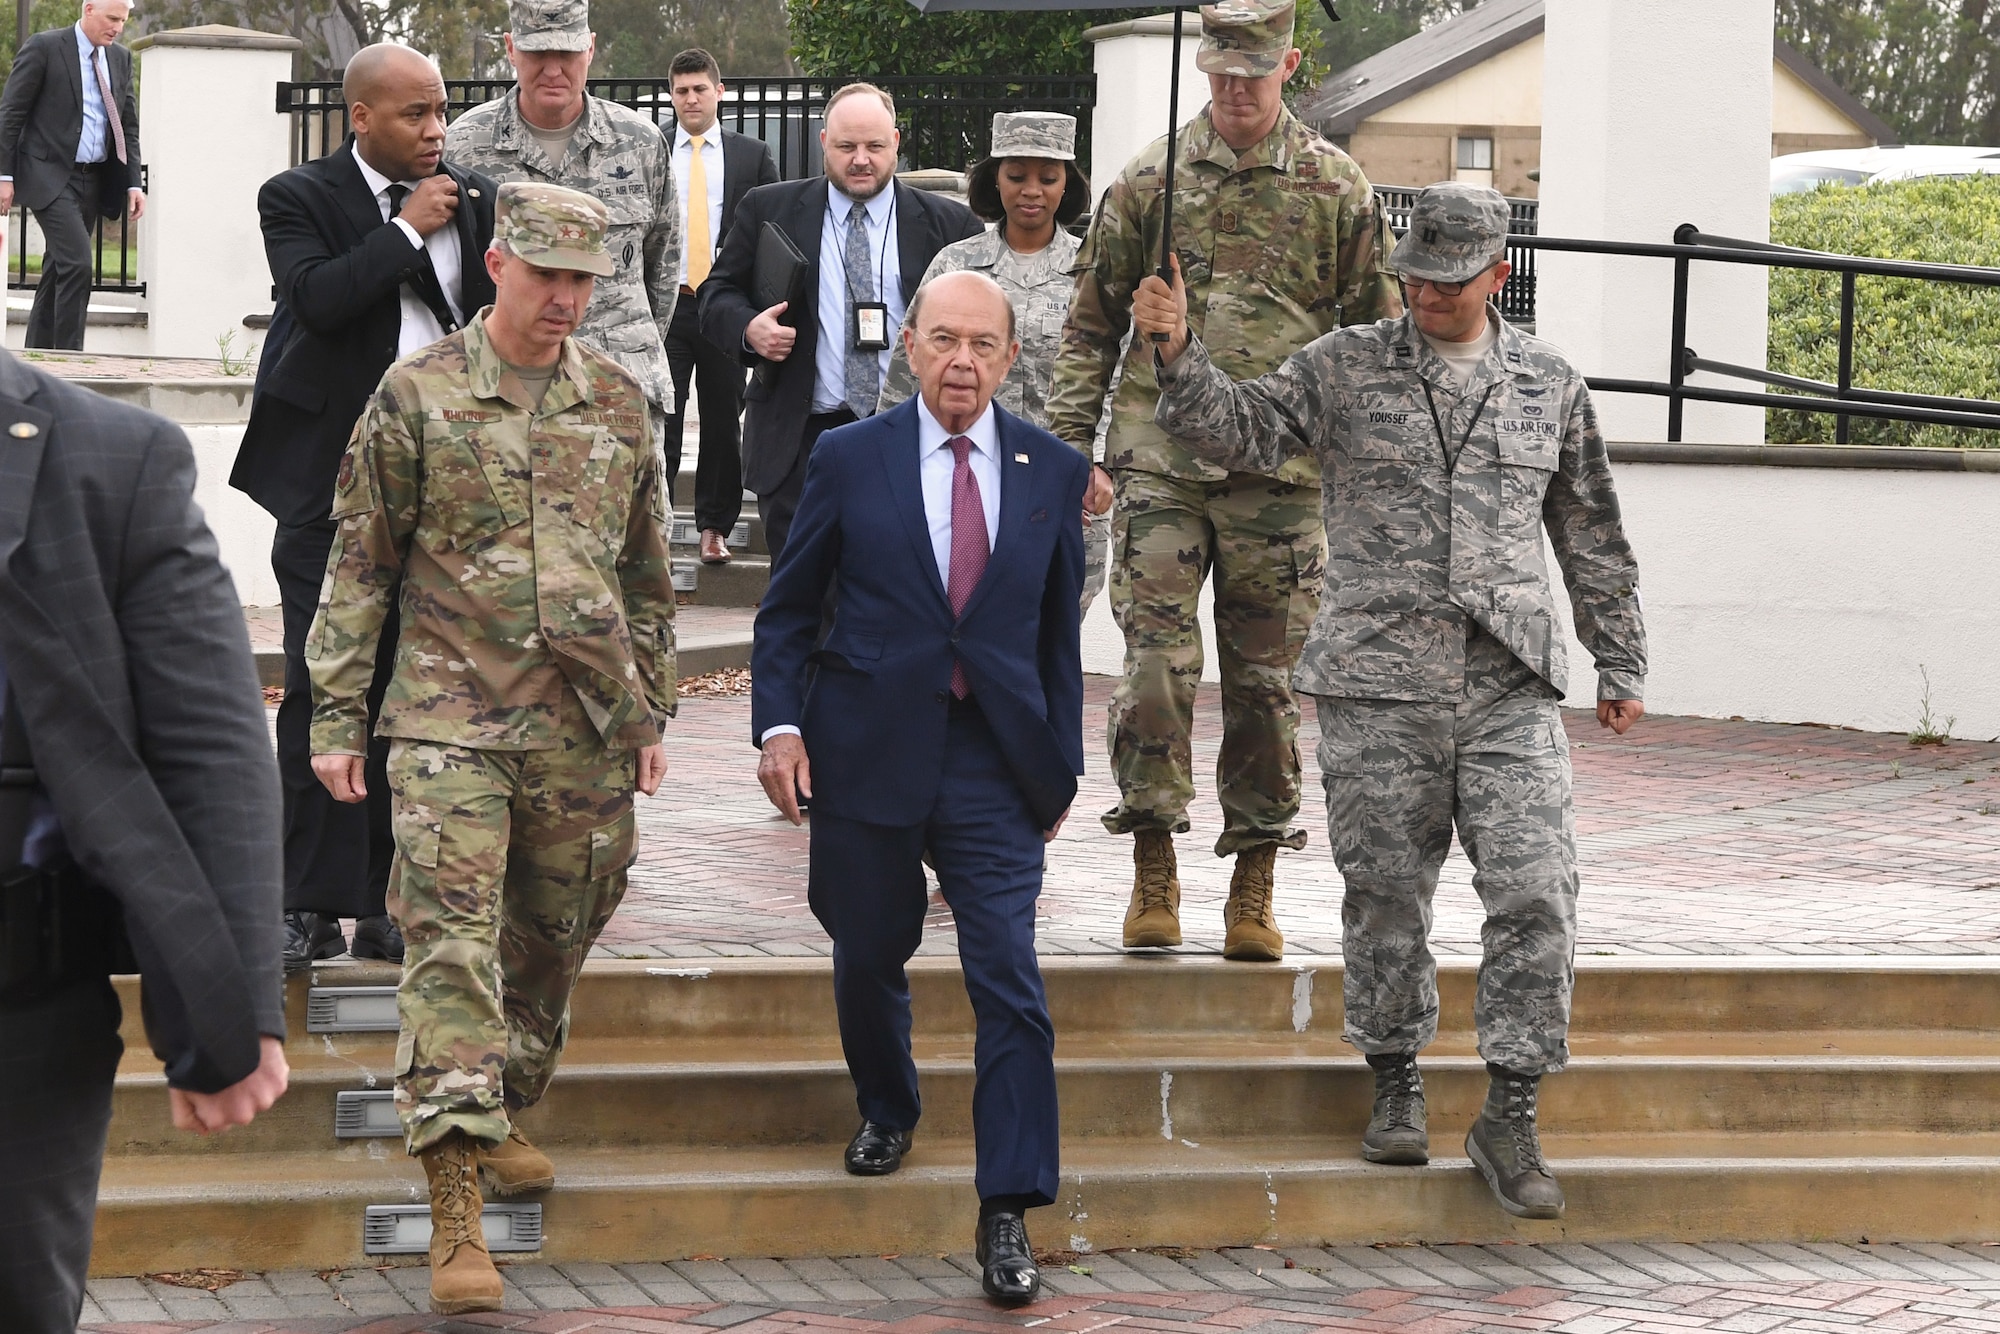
{"left": 1420, "top": 377, "right": 1497, "bottom": 474}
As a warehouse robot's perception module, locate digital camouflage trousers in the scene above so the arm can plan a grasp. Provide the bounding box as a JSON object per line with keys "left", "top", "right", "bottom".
{"left": 1102, "top": 469, "right": 1323, "bottom": 856}
{"left": 1315, "top": 639, "right": 1579, "bottom": 1075}
{"left": 384, "top": 722, "right": 637, "bottom": 1154}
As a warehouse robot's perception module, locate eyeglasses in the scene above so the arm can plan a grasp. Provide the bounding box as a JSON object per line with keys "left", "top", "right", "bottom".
{"left": 1399, "top": 262, "right": 1499, "bottom": 298}
{"left": 919, "top": 330, "right": 1008, "bottom": 360}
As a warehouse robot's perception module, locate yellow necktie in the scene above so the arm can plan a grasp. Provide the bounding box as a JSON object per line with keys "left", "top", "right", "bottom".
{"left": 686, "top": 134, "right": 711, "bottom": 290}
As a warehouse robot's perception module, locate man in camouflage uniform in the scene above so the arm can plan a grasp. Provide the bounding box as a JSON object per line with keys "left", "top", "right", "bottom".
{"left": 1046, "top": 0, "right": 1398, "bottom": 961}
{"left": 308, "top": 182, "right": 675, "bottom": 1313}
{"left": 1133, "top": 182, "right": 1647, "bottom": 1221}
{"left": 448, "top": 0, "right": 682, "bottom": 449}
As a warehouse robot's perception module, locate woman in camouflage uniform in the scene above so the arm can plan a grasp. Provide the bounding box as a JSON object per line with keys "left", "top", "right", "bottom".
{"left": 880, "top": 111, "right": 1111, "bottom": 610}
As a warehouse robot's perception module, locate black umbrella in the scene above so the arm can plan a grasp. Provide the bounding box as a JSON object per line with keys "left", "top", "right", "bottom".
{"left": 901, "top": 0, "right": 1337, "bottom": 337}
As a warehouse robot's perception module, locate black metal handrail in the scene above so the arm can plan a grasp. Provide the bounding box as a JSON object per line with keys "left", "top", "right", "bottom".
{"left": 1378, "top": 184, "right": 1538, "bottom": 324}
{"left": 1508, "top": 227, "right": 2000, "bottom": 443}
{"left": 276, "top": 74, "right": 1097, "bottom": 183}
{"left": 6, "top": 163, "right": 148, "bottom": 296}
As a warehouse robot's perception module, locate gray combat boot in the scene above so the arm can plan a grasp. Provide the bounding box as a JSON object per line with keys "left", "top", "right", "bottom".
{"left": 1465, "top": 1063, "right": 1565, "bottom": 1219}
{"left": 1361, "top": 1053, "right": 1429, "bottom": 1164}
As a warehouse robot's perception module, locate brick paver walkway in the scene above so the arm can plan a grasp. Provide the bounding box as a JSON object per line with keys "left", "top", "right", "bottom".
{"left": 79, "top": 1241, "right": 2000, "bottom": 1329}
{"left": 601, "top": 680, "right": 2000, "bottom": 961}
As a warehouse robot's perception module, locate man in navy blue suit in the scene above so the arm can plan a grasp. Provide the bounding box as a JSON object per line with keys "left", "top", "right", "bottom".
{"left": 752, "top": 270, "right": 1088, "bottom": 1305}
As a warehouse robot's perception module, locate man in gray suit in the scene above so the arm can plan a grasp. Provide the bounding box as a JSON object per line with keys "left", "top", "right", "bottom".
{"left": 0, "top": 0, "right": 146, "bottom": 350}
{"left": 0, "top": 348, "right": 289, "bottom": 1331}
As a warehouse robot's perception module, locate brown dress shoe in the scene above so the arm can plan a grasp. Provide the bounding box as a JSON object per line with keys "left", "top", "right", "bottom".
{"left": 699, "top": 529, "right": 732, "bottom": 564}
{"left": 418, "top": 1131, "right": 504, "bottom": 1314}
{"left": 1122, "top": 829, "right": 1182, "bottom": 948}
{"left": 481, "top": 1122, "right": 555, "bottom": 1196}
{"left": 1222, "top": 844, "right": 1284, "bottom": 961}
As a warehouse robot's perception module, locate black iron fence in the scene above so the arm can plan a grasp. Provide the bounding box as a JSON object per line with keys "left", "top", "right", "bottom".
{"left": 1517, "top": 225, "right": 2000, "bottom": 443}
{"left": 6, "top": 164, "right": 148, "bottom": 296}
{"left": 1377, "top": 184, "right": 1537, "bottom": 324}
{"left": 277, "top": 74, "right": 1097, "bottom": 181}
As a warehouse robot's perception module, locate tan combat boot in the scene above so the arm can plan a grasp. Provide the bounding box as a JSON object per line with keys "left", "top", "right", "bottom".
{"left": 1122, "top": 829, "right": 1182, "bottom": 948}
{"left": 481, "top": 1122, "right": 555, "bottom": 1197}
{"left": 418, "top": 1131, "right": 504, "bottom": 1313}
{"left": 1222, "top": 844, "right": 1284, "bottom": 961}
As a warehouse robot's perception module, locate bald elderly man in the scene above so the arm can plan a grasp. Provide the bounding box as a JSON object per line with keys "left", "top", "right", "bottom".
{"left": 753, "top": 269, "right": 1089, "bottom": 1306}
{"left": 235, "top": 43, "right": 499, "bottom": 973}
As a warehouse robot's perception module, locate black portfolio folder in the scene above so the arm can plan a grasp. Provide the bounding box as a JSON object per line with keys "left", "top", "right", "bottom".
{"left": 752, "top": 222, "right": 811, "bottom": 391}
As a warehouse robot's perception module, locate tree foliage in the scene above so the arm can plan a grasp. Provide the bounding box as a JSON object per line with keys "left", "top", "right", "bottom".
{"left": 133, "top": 0, "right": 793, "bottom": 79}
{"left": 594, "top": 0, "right": 794, "bottom": 78}
{"left": 1307, "top": 0, "right": 1469, "bottom": 75}
{"left": 0, "top": 0, "right": 82, "bottom": 83}
{"left": 1766, "top": 175, "right": 2000, "bottom": 448}
{"left": 137, "top": 0, "right": 505, "bottom": 77}
{"left": 1777, "top": 0, "right": 2000, "bottom": 145}
{"left": 785, "top": 0, "right": 1326, "bottom": 111}
{"left": 784, "top": 0, "right": 1150, "bottom": 78}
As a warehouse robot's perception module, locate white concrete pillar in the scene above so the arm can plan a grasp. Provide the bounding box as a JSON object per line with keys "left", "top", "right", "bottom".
{"left": 131, "top": 25, "right": 301, "bottom": 361}
{"left": 1083, "top": 12, "right": 1210, "bottom": 202}
{"left": 1536, "top": 0, "right": 1773, "bottom": 444}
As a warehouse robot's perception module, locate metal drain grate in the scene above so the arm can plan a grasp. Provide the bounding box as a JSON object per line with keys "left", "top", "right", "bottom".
{"left": 333, "top": 1089, "right": 399, "bottom": 1138}
{"left": 305, "top": 986, "right": 399, "bottom": 1032}
{"left": 362, "top": 1202, "right": 542, "bottom": 1254}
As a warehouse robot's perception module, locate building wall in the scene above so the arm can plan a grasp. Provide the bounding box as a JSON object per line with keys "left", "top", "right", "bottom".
{"left": 1331, "top": 40, "right": 1875, "bottom": 196}
{"left": 1083, "top": 458, "right": 2000, "bottom": 740}
{"left": 1346, "top": 122, "right": 1541, "bottom": 196}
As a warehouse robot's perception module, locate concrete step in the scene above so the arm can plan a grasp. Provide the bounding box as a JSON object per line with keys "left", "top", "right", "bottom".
{"left": 88, "top": 1139, "right": 2000, "bottom": 1274}
{"left": 102, "top": 1045, "right": 2000, "bottom": 1157}
{"left": 674, "top": 553, "right": 769, "bottom": 607}
{"left": 186, "top": 956, "right": 2000, "bottom": 1049}
{"left": 87, "top": 957, "right": 2000, "bottom": 1274}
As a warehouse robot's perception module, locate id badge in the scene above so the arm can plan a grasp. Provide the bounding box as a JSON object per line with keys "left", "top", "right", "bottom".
{"left": 852, "top": 301, "right": 890, "bottom": 352}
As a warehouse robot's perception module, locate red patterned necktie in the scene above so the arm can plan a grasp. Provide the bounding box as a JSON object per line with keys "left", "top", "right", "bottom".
{"left": 93, "top": 49, "right": 126, "bottom": 165}
{"left": 944, "top": 435, "right": 989, "bottom": 699}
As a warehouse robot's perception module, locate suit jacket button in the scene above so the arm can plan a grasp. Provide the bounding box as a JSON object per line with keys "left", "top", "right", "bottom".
{"left": 934, "top": 690, "right": 947, "bottom": 704}
{"left": 949, "top": 632, "right": 960, "bottom": 644}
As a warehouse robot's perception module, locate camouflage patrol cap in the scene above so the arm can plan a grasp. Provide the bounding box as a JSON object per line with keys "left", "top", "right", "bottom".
{"left": 990, "top": 111, "right": 1077, "bottom": 162}
{"left": 1390, "top": 182, "right": 1511, "bottom": 284}
{"left": 509, "top": 0, "right": 590, "bottom": 51}
{"left": 495, "top": 181, "right": 615, "bottom": 276}
{"left": 1197, "top": 0, "right": 1296, "bottom": 77}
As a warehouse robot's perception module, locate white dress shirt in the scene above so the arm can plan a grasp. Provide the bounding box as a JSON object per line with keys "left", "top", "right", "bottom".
{"left": 353, "top": 144, "right": 466, "bottom": 358}
{"left": 759, "top": 397, "right": 1002, "bottom": 745}
{"left": 813, "top": 181, "right": 903, "bottom": 414}
{"left": 916, "top": 397, "right": 1000, "bottom": 584}
{"left": 672, "top": 123, "right": 725, "bottom": 272}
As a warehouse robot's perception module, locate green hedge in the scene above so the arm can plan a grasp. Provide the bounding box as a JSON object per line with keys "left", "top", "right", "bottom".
{"left": 1768, "top": 175, "right": 2000, "bottom": 449}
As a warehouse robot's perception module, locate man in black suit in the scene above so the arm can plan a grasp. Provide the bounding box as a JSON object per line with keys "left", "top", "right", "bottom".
{"left": 663, "top": 47, "right": 776, "bottom": 566}
{"left": 701, "top": 81, "right": 982, "bottom": 565}
{"left": 0, "top": 0, "right": 145, "bottom": 350}
{"left": 0, "top": 346, "right": 290, "bottom": 1332}
{"left": 232, "top": 44, "right": 497, "bottom": 971}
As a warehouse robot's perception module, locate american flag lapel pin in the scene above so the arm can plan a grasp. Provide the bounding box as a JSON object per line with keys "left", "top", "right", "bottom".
{"left": 1014, "top": 452, "right": 1029, "bottom": 464}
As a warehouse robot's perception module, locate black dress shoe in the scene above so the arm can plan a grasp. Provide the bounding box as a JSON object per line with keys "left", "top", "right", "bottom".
{"left": 976, "top": 1210, "right": 1041, "bottom": 1305}
{"left": 843, "top": 1120, "right": 913, "bottom": 1175}
{"left": 282, "top": 911, "right": 345, "bottom": 973}
{"left": 350, "top": 914, "right": 405, "bottom": 962}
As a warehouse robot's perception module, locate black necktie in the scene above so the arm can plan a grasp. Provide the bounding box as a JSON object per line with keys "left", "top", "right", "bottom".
{"left": 386, "top": 183, "right": 458, "bottom": 334}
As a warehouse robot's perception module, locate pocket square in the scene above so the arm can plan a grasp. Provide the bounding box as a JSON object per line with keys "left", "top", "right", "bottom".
{"left": 1030, "top": 508, "right": 1049, "bottom": 522}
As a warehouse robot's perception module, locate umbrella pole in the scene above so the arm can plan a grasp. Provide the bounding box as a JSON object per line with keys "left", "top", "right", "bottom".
{"left": 1152, "top": 4, "right": 1184, "bottom": 341}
